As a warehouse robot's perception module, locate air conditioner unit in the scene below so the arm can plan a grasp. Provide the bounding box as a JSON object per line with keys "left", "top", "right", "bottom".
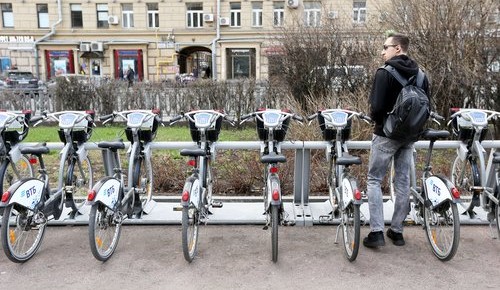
{"left": 287, "top": 0, "right": 299, "bottom": 9}
{"left": 107, "top": 15, "right": 119, "bottom": 25}
{"left": 328, "top": 11, "right": 338, "bottom": 19}
{"left": 219, "top": 17, "right": 230, "bottom": 26}
{"left": 91, "top": 42, "right": 103, "bottom": 52}
{"left": 204, "top": 14, "right": 214, "bottom": 22}
{"left": 80, "top": 43, "right": 91, "bottom": 52}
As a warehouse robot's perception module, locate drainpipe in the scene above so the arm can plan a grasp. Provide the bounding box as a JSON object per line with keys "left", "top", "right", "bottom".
{"left": 34, "top": 0, "right": 62, "bottom": 80}
{"left": 210, "top": 0, "right": 221, "bottom": 80}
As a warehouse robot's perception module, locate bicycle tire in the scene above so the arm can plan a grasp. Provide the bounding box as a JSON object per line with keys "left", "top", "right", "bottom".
{"left": 133, "top": 155, "right": 153, "bottom": 213}
{"left": 423, "top": 201, "right": 460, "bottom": 261}
{"left": 65, "top": 156, "right": 93, "bottom": 214}
{"left": 451, "top": 156, "right": 480, "bottom": 200}
{"left": 495, "top": 193, "right": 500, "bottom": 237}
{"left": 341, "top": 203, "right": 360, "bottom": 262}
{"left": 0, "top": 156, "right": 34, "bottom": 192}
{"left": 181, "top": 206, "right": 199, "bottom": 263}
{"left": 1, "top": 204, "right": 47, "bottom": 263}
{"left": 88, "top": 203, "right": 122, "bottom": 262}
{"left": 271, "top": 204, "right": 279, "bottom": 263}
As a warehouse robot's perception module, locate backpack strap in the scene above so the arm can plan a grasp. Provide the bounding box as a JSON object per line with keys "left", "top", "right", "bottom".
{"left": 382, "top": 65, "right": 425, "bottom": 88}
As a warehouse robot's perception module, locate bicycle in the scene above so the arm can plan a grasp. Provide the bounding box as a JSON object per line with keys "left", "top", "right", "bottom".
{"left": 170, "top": 109, "right": 232, "bottom": 263}
{"left": 398, "top": 112, "right": 461, "bottom": 261}
{"left": 86, "top": 109, "right": 161, "bottom": 261}
{"left": 39, "top": 110, "right": 95, "bottom": 218}
{"left": 0, "top": 110, "right": 34, "bottom": 198}
{"left": 448, "top": 108, "right": 500, "bottom": 239}
{"left": 309, "top": 109, "right": 370, "bottom": 262}
{"left": 240, "top": 109, "right": 302, "bottom": 263}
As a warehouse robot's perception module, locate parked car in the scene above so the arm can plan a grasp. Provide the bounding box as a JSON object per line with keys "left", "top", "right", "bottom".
{"left": 0, "top": 70, "right": 39, "bottom": 91}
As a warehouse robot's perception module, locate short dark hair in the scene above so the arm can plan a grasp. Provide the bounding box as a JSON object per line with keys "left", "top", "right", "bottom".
{"left": 387, "top": 32, "right": 409, "bottom": 52}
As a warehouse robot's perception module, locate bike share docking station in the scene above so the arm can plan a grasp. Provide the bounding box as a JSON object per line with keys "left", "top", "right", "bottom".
{"left": 17, "top": 139, "right": 500, "bottom": 226}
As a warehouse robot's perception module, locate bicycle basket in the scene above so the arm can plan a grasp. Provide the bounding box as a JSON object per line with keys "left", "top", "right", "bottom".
{"left": 125, "top": 119, "right": 159, "bottom": 143}
{"left": 451, "top": 115, "right": 487, "bottom": 142}
{"left": 1, "top": 111, "right": 31, "bottom": 144}
{"left": 256, "top": 114, "right": 290, "bottom": 142}
{"left": 188, "top": 114, "right": 222, "bottom": 142}
{"left": 57, "top": 111, "right": 95, "bottom": 143}
{"left": 317, "top": 112, "right": 352, "bottom": 141}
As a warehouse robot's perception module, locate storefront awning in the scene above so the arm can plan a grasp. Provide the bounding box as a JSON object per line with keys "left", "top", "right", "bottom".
{"left": 81, "top": 51, "right": 104, "bottom": 58}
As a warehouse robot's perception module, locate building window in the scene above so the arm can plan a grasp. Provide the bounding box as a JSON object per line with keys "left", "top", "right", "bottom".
{"left": 353, "top": 1, "right": 366, "bottom": 23}
{"left": 70, "top": 4, "right": 83, "bottom": 28}
{"left": 122, "top": 3, "right": 134, "bottom": 28}
{"left": 186, "top": 3, "right": 203, "bottom": 28}
{"left": 252, "top": 2, "right": 263, "bottom": 27}
{"left": 1, "top": 3, "right": 13, "bottom": 28}
{"left": 230, "top": 3, "right": 241, "bottom": 27}
{"left": 37, "top": 4, "right": 49, "bottom": 28}
{"left": 226, "top": 48, "right": 256, "bottom": 79}
{"left": 45, "top": 50, "right": 75, "bottom": 80}
{"left": 114, "top": 49, "right": 144, "bottom": 81}
{"left": 273, "top": 2, "right": 285, "bottom": 27}
{"left": 96, "top": 4, "right": 109, "bottom": 28}
{"left": 304, "top": 2, "right": 321, "bottom": 27}
{"left": 147, "top": 3, "right": 159, "bottom": 28}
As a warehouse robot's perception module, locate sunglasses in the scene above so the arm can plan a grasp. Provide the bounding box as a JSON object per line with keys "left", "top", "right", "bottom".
{"left": 383, "top": 44, "right": 398, "bottom": 50}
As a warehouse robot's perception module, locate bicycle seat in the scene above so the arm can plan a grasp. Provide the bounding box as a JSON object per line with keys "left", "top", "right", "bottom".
{"left": 260, "top": 153, "right": 286, "bottom": 164}
{"left": 336, "top": 156, "right": 362, "bottom": 166}
{"left": 422, "top": 129, "right": 450, "bottom": 140}
{"left": 20, "top": 146, "right": 50, "bottom": 155}
{"left": 98, "top": 141, "right": 125, "bottom": 150}
{"left": 180, "top": 148, "right": 206, "bottom": 157}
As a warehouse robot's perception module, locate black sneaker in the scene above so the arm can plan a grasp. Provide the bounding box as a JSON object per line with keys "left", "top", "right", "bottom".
{"left": 387, "top": 228, "right": 405, "bottom": 246}
{"left": 363, "top": 231, "right": 385, "bottom": 248}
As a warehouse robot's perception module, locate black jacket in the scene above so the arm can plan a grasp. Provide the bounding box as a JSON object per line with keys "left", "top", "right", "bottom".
{"left": 369, "top": 55, "right": 430, "bottom": 137}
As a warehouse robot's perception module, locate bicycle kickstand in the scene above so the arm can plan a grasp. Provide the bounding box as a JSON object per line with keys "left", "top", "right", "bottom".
{"left": 488, "top": 221, "right": 499, "bottom": 239}
{"left": 334, "top": 224, "right": 341, "bottom": 244}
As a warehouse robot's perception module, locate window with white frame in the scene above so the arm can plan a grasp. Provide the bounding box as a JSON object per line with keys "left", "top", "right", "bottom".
{"left": 353, "top": 1, "right": 366, "bottom": 23}
{"left": 37, "top": 4, "right": 49, "bottom": 28}
{"left": 96, "top": 4, "right": 108, "bottom": 28}
{"left": 122, "top": 3, "right": 134, "bottom": 28}
{"left": 1, "top": 3, "right": 13, "bottom": 28}
{"left": 186, "top": 3, "right": 203, "bottom": 28}
{"left": 71, "top": 4, "right": 83, "bottom": 28}
{"left": 147, "top": 3, "right": 159, "bottom": 28}
{"left": 273, "top": 2, "right": 285, "bottom": 27}
{"left": 230, "top": 2, "right": 241, "bottom": 27}
{"left": 252, "top": 2, "right": 263, "bottom": 27}
{"left": 304, "top": 2, "right": 321, "bottom": 27}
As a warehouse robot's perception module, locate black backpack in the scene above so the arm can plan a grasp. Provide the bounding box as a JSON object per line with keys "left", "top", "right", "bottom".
{"left": 382, "top": 65, "right": 430, "bottom": 142}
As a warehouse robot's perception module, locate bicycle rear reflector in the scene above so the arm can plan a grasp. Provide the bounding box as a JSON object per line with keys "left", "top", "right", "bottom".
{"left": 87, "top": 189, "right": 96, "bottom": 201}
{"left": 1, "top": 191, "right": 10, "bottom": 203}
{"left": 270, "top": 166, "right": 278, "bottom": 173}
{"left": 187, "top": 159, "right": 196, "bottom": 167}
{"left": 272, "top": 189, "right": 280, "bottom": 201}
{"left": 354, "top": 189, "right": 362, "bottom": 200}
{"left": 451, "top": 187, "right": 460, "bottom": 199}
{"left": 182, "top": 191, "right": 190, "bottom": 202}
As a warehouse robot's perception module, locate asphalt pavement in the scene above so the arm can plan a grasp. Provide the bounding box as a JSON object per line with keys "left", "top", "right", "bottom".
{"left": 0, "top": 224, "right": 499, "bottom": 289}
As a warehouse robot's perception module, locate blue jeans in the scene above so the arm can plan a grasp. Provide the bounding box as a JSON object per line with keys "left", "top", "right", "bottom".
{"left": 366, "top": 134, "right": 413, "bottom": 233}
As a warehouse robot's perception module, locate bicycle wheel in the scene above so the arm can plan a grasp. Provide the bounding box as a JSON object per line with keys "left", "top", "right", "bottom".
{"left": 271, "top": 204, "right": 279, "bottom": 263}
{"left": 451, "top": 156, "right": 479, "bottom": 201}
{"left": 1, "top": 204, "right": 47, "bottom": 263}
{"left": 182, "top": 206, "right": 199, "bottom": 263}
{"left": 0, "top": 156, "right": 34, "bottom": 192}
{"left": 133, "top": 155, "right": 153, "bottom": 209}
{"left": 423, "top": 201, "right": 460, "bottom": 261}
{"left": 88, "top": 203, "right": 122, "bottom": 262}
{"left": 341, "top": 204, "right": 360, "bottom": 262}
{"left": 65, "top": 156, "right": 93, "bottom": 214}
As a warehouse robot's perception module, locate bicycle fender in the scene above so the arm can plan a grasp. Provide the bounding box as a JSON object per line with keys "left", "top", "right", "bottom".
{"left": 3, "top": 178, "right": 44, "bottom": 210}
{"left": 90, "top": 177, "right": 120, "bottom": 210}
{"left": 268, "top": 175, "right": 281, "bottom": 206}
{"left": 182, "top": 175, "right": 200, "bottom": 209}
{"left": 425, "top": 176, "right": 453, "bottom": 207}
{"left": 76, "top": 146, "right": 88, "bottom": 163}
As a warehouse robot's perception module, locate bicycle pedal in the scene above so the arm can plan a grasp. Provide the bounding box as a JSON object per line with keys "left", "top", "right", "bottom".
{"left": 262, "top": 225, "right": 268, "bottom": 230}
{"left": 211, "top": 201, "right": 223, "bottom": 208}
{"left": 283, "top": 220, "right": 295, "bottom": 226}
{"left": 173, "top": 205, "right": 183, "bottom": 211}
{"left": 319, "top": 215, "right": 332, "bottom": 224}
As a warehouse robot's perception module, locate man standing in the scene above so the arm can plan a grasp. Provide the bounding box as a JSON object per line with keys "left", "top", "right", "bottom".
{"left": 126, "top": 65, "right": 134, "bottom": 87}
{"left": 363, "top": 32, "right": 430, "bottom": 248}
